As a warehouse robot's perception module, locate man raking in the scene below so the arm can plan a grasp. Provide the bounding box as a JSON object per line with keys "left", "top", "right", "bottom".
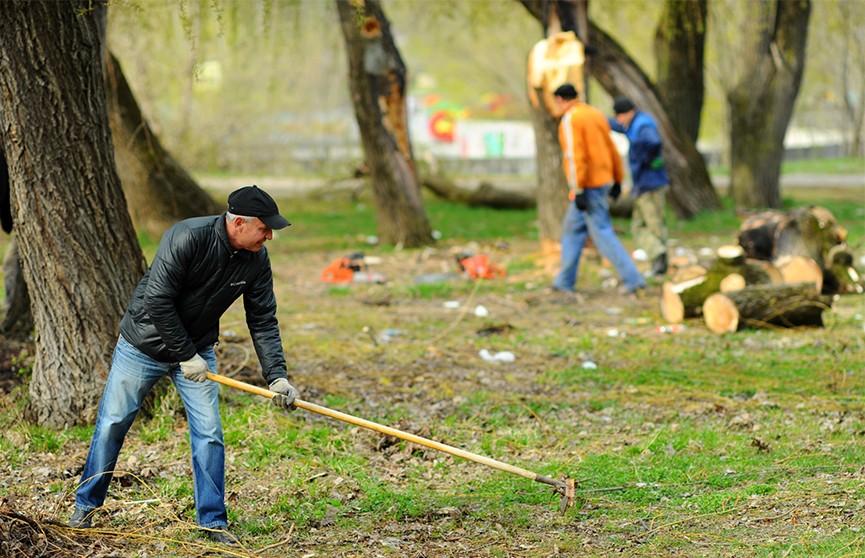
{"left": 69, "top": 185, "right": 299, "bottom": 546}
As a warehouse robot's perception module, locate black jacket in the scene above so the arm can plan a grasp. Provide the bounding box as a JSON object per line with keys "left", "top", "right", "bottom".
{"left": 119, "top": 214, "right": 288, "bottom": 384}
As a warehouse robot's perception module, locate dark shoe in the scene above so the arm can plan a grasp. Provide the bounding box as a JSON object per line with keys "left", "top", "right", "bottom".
{"left": 204, "top": 527, "right": 240, "bottom": 546}
{"left": 651, "top": 253, "right": 668, "bottom": 276}
{"left": 68, "top": 508, "right": 94, "bottom": 529}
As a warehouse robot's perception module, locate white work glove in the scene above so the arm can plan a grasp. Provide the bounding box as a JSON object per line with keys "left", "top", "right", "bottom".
{"left": 180, "top": 354, "right": 209, "bottom": 383}
{"left": 269, "top": 378, "right": 299, "bottom": 411}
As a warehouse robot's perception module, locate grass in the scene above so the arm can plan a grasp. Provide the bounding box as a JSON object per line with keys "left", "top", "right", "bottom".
{"left": 709, "top": 155, "right": 865, "bottom": 176}
{"left": 0, "top": 181, "right": 863, "bottom": 556}
{"left": 778, "top": 156, "right": 865, "bottom": 175}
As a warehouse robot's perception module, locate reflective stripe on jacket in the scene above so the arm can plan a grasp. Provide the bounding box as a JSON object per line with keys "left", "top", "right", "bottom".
{"left": 558, "top": 101, "right": 624, "bottom": 192}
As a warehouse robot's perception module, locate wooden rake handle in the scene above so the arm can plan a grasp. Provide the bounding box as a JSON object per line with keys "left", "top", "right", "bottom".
{"left": 206, "top": 372, "right": 567, "bottom": 495}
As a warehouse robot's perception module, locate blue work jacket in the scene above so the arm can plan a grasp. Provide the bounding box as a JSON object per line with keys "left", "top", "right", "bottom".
{"left": 608, "top": 111, "right": 669, "bottom": 197}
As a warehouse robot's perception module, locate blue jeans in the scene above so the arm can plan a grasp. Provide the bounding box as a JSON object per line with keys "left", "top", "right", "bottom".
{"left": 74, "top": 337, "right": 227, "bottom": 528}
{"left": 553, "top": 186, "right": 646, "bottom": 293}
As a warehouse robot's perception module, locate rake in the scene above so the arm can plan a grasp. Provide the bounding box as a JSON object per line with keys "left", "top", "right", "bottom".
{"left": 207, "top": 372, "right": 576, "bottom": 512}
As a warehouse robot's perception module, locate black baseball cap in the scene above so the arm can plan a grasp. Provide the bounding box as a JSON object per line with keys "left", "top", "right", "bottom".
{"left": 227, "top": 185, "right": 291, "bottom": 230}
{"left": 613, "top": 95, "right": 635, "bottom": 115}
{"left": 553, "top": 83, "right": 578, "bottom": 100}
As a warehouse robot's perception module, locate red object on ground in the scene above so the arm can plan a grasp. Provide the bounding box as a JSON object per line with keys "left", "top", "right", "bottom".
{"left": 457, "top": 254, "right": 506, "bottom": 280}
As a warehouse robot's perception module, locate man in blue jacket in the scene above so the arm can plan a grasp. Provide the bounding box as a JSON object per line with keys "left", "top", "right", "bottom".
{"left": 69, "top": 185, "right": 299, "bottom": 546}
{"left": 608, "top": 96, "right": 670, "bottom": 277}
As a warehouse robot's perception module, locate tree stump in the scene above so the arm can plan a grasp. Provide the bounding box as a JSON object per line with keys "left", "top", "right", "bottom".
{"left": 720, "top": 273, "right": 746, "bottom": 292}
{"left": 661, "top": 275, "right": 708, "bottom": 323}
{"left": 745, "top": 258, "right": 784, "bottom": 284}
{"left": 775, "top": 255, "right": 823, "bottom": 292}
{"left": 737, "top": 206, "right": 846, "bottom": 267}
{"left": 703, "top": 282, "right": 833, "bottom": 334}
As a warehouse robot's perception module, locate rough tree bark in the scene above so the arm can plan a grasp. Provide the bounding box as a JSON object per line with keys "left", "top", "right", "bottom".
{"left": 703, "top": 282, "right": 831, "bottom": 334}
{"left": 0, "top": 1, "right": 147, "bottom": 427}
{"left": 105, "top": 51, "right": 220, "bottom": 240}
{"left": 655, "top": 0, "right": 706, "bottom": 142}
{"left": 529, "top": 82, "right": 570, "bottom": 247}
{"left": 520, "top": 0, "right": 588, "bottom": 247}
{"left": 335, "top": 0, "right": 433, "bottom": 248}
{"left": 588, "top": 23, "right": 721, "bottom": 219}
{"left": 727, "top": 0, "right": 811, "bottom": 209}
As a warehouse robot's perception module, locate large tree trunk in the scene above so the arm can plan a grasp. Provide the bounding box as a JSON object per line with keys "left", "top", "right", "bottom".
{"left": 837, "top": 1, "right": 865, "bottom": 157}
{"left": 588, "top": 23, "right": 721, "bottom": 219}
{"left": 0, "top": 1, "right": 147, "bottom": 427}
{"left": 105, "top": 51, "right": 220, "bottom": 241}
{"left": 523, "top": 0, "right": 586, "bottom": 246}
{"left": 530, "top": 104, "right": 569, "bottom": 245}
{"left": 727, "top": 0, "right": 810, "bottom": 209}
{"left": 655, "top": 0, "right": 706, "bottom": 142}
{"left": 335, "top": 0, "right": 433, "bottom": 248}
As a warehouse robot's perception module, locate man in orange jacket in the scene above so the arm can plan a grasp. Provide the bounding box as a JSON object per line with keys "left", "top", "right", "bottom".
{"left": 551, "top": 84, "right": 645, "bottom": 295}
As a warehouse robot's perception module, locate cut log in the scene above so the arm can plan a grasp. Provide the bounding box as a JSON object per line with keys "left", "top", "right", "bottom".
{"left": 703, "top": 282, "right": 833, "bottom": 334}
{"left": 824, "top": 244, "right": 864, "bottom": 295}
{"left": 671, "top": 265, "right": 708, "bottom": 283}
{"left": 720, "top": 273, "right": 746, "bottom": 292}
{"left": 776, "top": 206, "right": 847, "bottom": 267}
{"left": 660, "top": 275, "right": 707, "bottom": 323}
{"left": 703, "top": 293, "right": 739, "bottom": 333}
{"left": 710, "top": 250, "right": 778, "bottom": 287}
{"left": 736, "top": 210, "right": 789, "bottom": 260}
{"left": 660, "top": 281, "right": 686, "bottom": 323}
{"left": 746, "top": 258, "right": 784, "bottom": 284}
{"left": 669, "top": 253, "right": 697, "bottom": 269}
{"left": 737, "top": 206, "right": 847, "bottom": 267}
{"left": 660, "top": 247, "right": 779, "bottom": 323}
{"left": 775, "top": 255, "right": 823, "bottom": 292}
{"left": 716, "top": 244, "right": 745, "bottom": 263}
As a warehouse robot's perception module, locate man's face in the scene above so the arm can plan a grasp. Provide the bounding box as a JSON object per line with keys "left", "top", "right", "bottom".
{"left": 231, "top": 217, "right": 273, "bottom": 252}
{"left": 615, "top": 109, "right": 635, "bottom": 128}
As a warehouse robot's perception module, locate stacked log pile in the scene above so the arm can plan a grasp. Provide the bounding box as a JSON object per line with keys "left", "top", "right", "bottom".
{"left": 661, "top": 206, "right": 862, "bottom": 334}
{"left": 737, "top": 206, "right": 860, "bottom": 294}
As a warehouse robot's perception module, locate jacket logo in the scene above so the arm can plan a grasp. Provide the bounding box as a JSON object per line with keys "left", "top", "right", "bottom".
{"left": 230, "top": 281, "right": 246, "bottom": 287}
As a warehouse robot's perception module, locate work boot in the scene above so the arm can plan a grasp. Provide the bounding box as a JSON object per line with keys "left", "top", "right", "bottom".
{"left": 68, "top": 508, "right": 95, "bottom": 529}
{"left": 651, "top": 253, "right": 668, "bottom": 277}
{"left": 203, "top": 527, "right": 240, "bottom": 546}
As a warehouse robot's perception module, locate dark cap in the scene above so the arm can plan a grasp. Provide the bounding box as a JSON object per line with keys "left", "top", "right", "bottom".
{"left": 613, "top": 95, "right": 635, "bottom": 115}
{"left": 553, "top": 83, "right": 578, "bottom": 100}
{"left": 227, "top": 185, "right": 291, "bottom": 230}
